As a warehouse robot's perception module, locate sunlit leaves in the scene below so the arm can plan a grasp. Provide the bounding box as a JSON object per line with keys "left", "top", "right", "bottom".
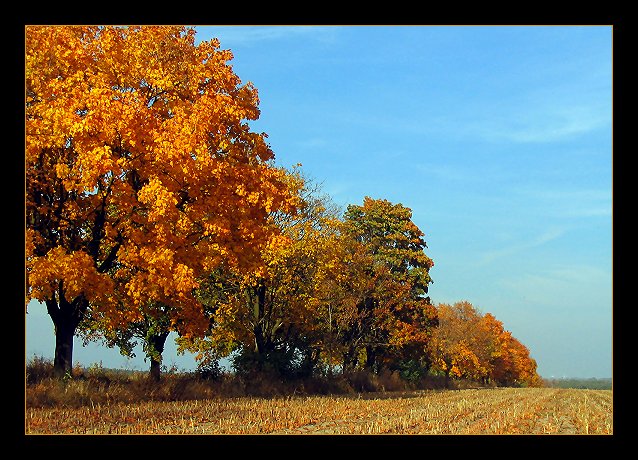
{"left": 26, "top": 26, "right": 542, "bottom": 385}
{"left": 180, "top": 169, "right": 337, "bottom": 370}
{"left": 28, "top": 247, "right": 114, "bottom": 305}
{"left": 328, "top": 197, "right": 436, "bottom": 371}
{"left": 25, "top": 25, "right": 297, "bottom": 373}
{"left": 428, "top": 301, "right": 541, "bottom": 386}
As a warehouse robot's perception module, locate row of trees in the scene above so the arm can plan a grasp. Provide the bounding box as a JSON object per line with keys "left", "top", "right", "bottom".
{"left": 429, "top": 301, "right": 541, "bottom": 387}
{"left": 78, "top": 176, "right": 441, "bottom": 383}
{"left": 25, "top": 25, "right": 540, "bottom": 388}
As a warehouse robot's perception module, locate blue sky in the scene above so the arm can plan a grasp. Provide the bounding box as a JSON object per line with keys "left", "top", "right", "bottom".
{"left": 26, "top": 25, "right": 613, "bottom": 379}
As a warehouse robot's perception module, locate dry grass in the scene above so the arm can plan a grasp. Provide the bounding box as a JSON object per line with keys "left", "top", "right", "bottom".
{"left": 25, "top": 356, "right": 449, "bottom": 409}
{"left": 25, "top": 387, "right": 612, "bottom": 435}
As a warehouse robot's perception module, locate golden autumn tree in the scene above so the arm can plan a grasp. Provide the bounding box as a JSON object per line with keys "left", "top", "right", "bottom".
{"left": 428, "top": 301, "right": 483, "bottom": 388}
{"left": 311, "top": 197, "right": 436, "bottom": 374}
{"left": 428, "top": 301, "right": 541, "bottom": 388}
{"left": 473, "top": 311, "right": 541, "bottom": 387}
{"left": 25, "top": 26, "right": 296, "bottom": 378}
{"left": 311, "top": 232, "right": 396, "bottom": 373}
{"left": 488, "top": 323, "right": 542, "bottom": 387}
{"left": 178, "top": 168, "right": 338, "bottom": 377}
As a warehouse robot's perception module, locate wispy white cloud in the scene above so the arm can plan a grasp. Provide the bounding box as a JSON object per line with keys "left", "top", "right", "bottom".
{"left": 477, "top": 227, "right": 567, "bottom": 266}
{"left": 196, "top": 25, "right": 338, "bottom": 47}
{"left": 472, "top": 105, "right": 610, "bottom": 144}
{"left": 515, "top": 187, "right": 612, "bottom": 219}
{"left": 322, "top": 95, "right": 610, "bottom": 151}
{"left": 497, "top": 264, "right": 612, "bottom": 311}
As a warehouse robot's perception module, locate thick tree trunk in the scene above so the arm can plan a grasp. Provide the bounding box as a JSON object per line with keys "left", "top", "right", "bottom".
{"left": 254, "top": 325, "right": 266, "bottom": 356}
{"left": 148, "top": 331, "right": 169, "bottom": 382}
{"left": 46, "top": 293, "right": 86, "bottom": 379}
{"left": 149, "top": 358, "right": 161, "bottom": 382}
{"left": 53, "top": 320, "right": 75, "bottom": 379}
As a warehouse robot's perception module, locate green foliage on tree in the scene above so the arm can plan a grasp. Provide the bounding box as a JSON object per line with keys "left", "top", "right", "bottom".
{"left": 343, "top": 197, "right": 434, "bottom": 297}
{"left": 328, "top": 197, "right": 437, "bottom": 374}
{"left": 79, "top": 301, "right": 174, "bottom": 381}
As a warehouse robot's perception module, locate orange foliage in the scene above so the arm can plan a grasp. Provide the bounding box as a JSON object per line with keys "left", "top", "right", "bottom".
{"left": 429, "top": 301, "right": 541, "bottom": 387}
{"left": 177, "top": 169, "right": 331, "bottom": 366}
{"left": 25, "top": 27, "right": 542, "bottom": 385}
{"left": 309, "top": 198, "right": 436, "bottom": 372}
{"left": 25, "top": 26, "right": 297, "bottom": 368}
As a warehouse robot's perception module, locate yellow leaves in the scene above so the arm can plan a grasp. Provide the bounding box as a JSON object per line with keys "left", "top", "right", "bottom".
{"left": 137, "top": 177, "right": 178, "bottom": 222}
{"left": 75, "top": 145, "right": 118, "bottom": 192}
{"left": 174, "top": 263, "right": 198, "bottom": 294}
{"left": 266, "top": 233, "right": 293, "bottom": 253}
{"left": 200, "top": 222, "right": 224, "bottom": 238}
{"left": 262, "top": 196, "right": 275, "bottom": 214}
{"left": 27, "top": 247, "right": 113, "bottom": 304}
{"left": 25, "top": 229, "right": 38, "bottom": 260}
{"left": 450, "top": 364, "right": 461, "bottom": 378}
{"left": 247, "top": 192, "right": 261, "bottom": 206}
{"left": 235, "top": 184, "right": 247, "bottom": 197}
{"left": 118, "top": 245, "right": 200, "bottom": 311}
{"left": 54, "top": 162, "right": 71, "bottom": 180}
{"left": 428, "top": 301, "right": 541, "bottom": 386}
{"left": 25, "top": 25, "right": 306, "bottom": 344}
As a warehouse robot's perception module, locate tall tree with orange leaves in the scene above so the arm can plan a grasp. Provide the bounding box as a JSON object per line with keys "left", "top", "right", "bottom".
{"left": 489, "top": 326, "right": 542, "bottom": 387}
{"left": 177, "top": 168, "right": 337, "bottom": 378}
{"left": 25, "top": 26, "right": 296, "bottom": 378}
{"left": 324, "top": 197, "right": 436, "bottom": 373}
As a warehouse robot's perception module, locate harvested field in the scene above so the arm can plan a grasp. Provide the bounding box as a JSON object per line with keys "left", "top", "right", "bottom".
{"left": 25, "top": 387, "right": 612, "bottom": 435}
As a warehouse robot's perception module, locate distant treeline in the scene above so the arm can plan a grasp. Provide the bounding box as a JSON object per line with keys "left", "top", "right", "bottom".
{"left": 543, "top": 378, "right": 611, "bottom": 390}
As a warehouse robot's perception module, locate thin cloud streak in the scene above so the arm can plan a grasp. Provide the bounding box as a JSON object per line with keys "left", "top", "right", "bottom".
{"left": 473, "top": 110, "right": 610, "bottom": 144}
{"left": 318, "top": 98, "right": 609, "bottom": 149}
{"left": 497, "top": 264, "right": 612, "bottom": 311}
{"left": 477, "top": 227, "right": 567, "bottom": 266}
{"left": 513, "top": 187, "right": 612, "bottom": 219}
{"left": 197, "top": 26, "right": 338, "bottom": 47}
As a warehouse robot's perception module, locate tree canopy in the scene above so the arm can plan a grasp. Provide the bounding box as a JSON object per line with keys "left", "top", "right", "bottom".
{"left": 26, "top": 25, "right": 297, "bottom": 377}
{"left": 428, "top": 301, "right": 541, "bottom": 387}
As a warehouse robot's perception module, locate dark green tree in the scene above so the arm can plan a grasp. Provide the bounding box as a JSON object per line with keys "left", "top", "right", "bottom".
{"left": 340, "top": 197, "right": 436, "bottom": 373}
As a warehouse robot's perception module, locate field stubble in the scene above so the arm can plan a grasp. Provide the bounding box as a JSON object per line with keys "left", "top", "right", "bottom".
{"left": 25, "top": 387, "right": 612, "bottom": 435}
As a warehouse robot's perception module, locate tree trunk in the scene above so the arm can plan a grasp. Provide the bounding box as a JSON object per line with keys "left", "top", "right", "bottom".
{"left": 46, "top": 293, "right": 86, "bottom": 379}
{"left": 148, "top": 331, "right": 169, "bottom": 382}
{"left": 342, "top": 346, "right": 357, "bottom": 374}
{"left": 252, "top": 284, "right": 267, "bottom": 358}
{"left": 299, "top": 348, "right": 319, "bottom": 378}
{"left": 53, "top": 320, "right": 75, "bottom": 379}
{"left": 365, "top": 345, "right": 377, "bottom": 373}
{"left": 149, "top": 358, "right": 161, "bottom": 383}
